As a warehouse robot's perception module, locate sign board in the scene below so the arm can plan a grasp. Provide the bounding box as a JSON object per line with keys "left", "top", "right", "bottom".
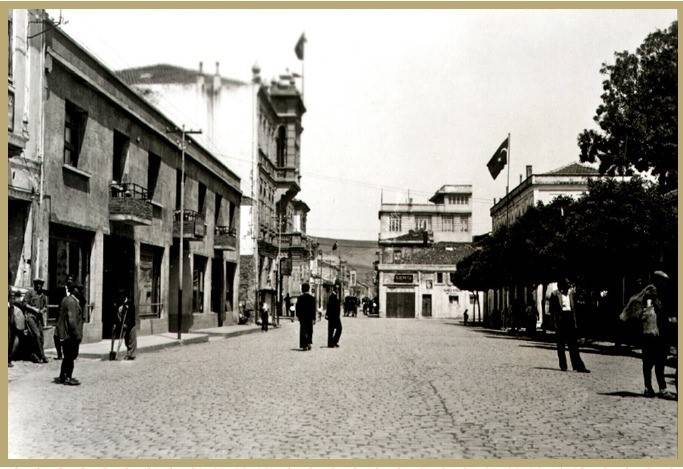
{"left": 280, "top": 257, "right": 292, "bottom": 276}
{"left": 393, "top": 274, "right": 414, "bottom": 284}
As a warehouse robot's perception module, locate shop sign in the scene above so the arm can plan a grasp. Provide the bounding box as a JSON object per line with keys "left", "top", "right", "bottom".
{"left": 393, "top": 273, "right": 414, "bottom": 283}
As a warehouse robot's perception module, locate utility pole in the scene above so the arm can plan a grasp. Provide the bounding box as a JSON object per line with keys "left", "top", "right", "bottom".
{"left": 167, "top": 124, "right": 202, "bottom": 340}
{"left": 276, "top": 212, "right": 282, "bottom": 327}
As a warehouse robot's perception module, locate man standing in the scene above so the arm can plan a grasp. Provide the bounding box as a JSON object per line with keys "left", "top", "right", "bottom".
{"left": 549, "top": 278, "right": 589, "bottom": 373}
{"left": 21, "top": 278, "right": 49, "bottom": 363}
{"left": 260, "top": 299, "right": 269, "bottom": 332}
{"left": 55, "top": 280, "right": 84, "bottom": 386}
{"left": 326, "top": 286, "right": 342, "bottom": 348}
{"left": 113, "top": 288, "right": 137, "bottom": 360}
{"left": 296, "top": 283, "right": 316, "bottom": 351}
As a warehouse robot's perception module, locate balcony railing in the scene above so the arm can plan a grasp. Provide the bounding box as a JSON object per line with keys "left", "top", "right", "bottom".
{"left": 173, "top": 209, "right": 206, "bottom": 239}
{"left": 214, "top": 225, "right": 237, "bottom": 250}
{"left": 274, "top": 167, "right": 300, "bottom": 185}
{"left": 109, "top": 182, "right": 153, "bottom": 225}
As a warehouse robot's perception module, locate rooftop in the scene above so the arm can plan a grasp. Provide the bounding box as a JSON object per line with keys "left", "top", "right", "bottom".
{"left": 386, "top": 243, "right": 475, "bottom": 266}
{"left": 541, "top": 162, "right": 600, "bottom": 176}
{"left": 429, "top": 184, "right": 473, "bottom": 203}
{"left": 117, "top": 63, "right": 246, "bottom": 87}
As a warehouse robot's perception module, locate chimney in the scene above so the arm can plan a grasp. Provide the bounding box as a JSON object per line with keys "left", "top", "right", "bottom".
{"left": 519, "top": 174, "right": 522, "bottom": 184}
{"left": 526, "top": 165, "right": 533, "bottom": 178}
{"left": 493, "top": 198, "right": 497, "bottom": 204}
{"left": 213, "top": 61, "right": 221, "bottom": 93}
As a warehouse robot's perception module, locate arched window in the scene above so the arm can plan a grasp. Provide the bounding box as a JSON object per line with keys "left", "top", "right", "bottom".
{"left": 276, "top": 126, "right": 286, "bottom": 167}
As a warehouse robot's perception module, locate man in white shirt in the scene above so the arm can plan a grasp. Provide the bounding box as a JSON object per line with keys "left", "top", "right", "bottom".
{"left": 549, "top": 278, "right": 589, "bottom": 373}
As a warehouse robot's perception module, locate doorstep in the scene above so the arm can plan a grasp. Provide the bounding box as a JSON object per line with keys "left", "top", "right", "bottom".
{"left": 191, "top": 324, "right": 262, "bottom": 338}
{"left": 44, "top": 333, "right": 209, "bottom": 360}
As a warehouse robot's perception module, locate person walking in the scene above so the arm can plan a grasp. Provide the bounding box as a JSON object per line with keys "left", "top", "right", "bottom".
{"left": 620, "top": 271, "right": 675, "bottom": 398}
{"left": 21, "top": 278, "right": 49, "bottom": 363}
{"left": 549, "top": 278, "right": 589, "bottom": 373}
{"left": 55, "top": 280, "right": 84, "bottom": 386}
{"left": 113, "top": 288, "right": 137, "bottom": 360}
{"left": 296, "top": 283, "right": 316, "bottom": 351}
{"left": 326, "top": 287, "right": 342, "bottom": 348}
{"left": 260, "top": 299, "right": 269, "bottom": 332}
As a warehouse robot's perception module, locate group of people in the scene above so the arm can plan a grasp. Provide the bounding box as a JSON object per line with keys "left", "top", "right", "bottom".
{"left": 550, "top": 272, "right": 676, "bottom": 399}
{"left": 295, "top": 283, "right": 342, "bottom": 351}
{"left": 8, "top": 274, "right": 137, "bottom": 386}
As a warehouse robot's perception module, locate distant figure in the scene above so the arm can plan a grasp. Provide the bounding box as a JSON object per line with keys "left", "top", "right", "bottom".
{"left": 463, "top": 309, "right": 469, "bottom": 325}
{"left": 296, "top": 283, "right": 316, "bottom": 351}
{"left": 549, "top": 278, "right": 589, "bottom": 373}
{"left": 620, "top": 271, "right": 675, "bottom": 398}
{"left": 260, "top": 300, "right": 269, "bottom": 332}
{"left": 55, "top": 280, "right": 84, "bottom": 386}
{"left": 326, "top": 288, "right": 342, "bottom": 348}
{"left": 113, "top": 288, "right": 137, "bottom": 360}
{"left": 21, "top": 278, "right": 49, "bottom": 363}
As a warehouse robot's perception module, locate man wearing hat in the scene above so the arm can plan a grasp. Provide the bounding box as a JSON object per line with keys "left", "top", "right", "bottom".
{"left": 113, "top": 287, "right": 137, "bottom": 360}
{"left": 21, "top": 278, "right": 49, "bottom": 364}
{"left": 55, "top": 280, "right": 84, "bottom": 385}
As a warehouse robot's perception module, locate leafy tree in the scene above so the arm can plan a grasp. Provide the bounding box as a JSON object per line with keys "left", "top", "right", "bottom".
{"left": 578, "top": 21, "right": 677, "bottom": 191}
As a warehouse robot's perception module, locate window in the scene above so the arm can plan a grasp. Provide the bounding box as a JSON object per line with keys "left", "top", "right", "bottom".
{"left": 442, "top": 215, "right": 454, "bottom": 232}
{"left": 276, "top": 126, "right": 286, "bottom": 167}
{"left": 415, "top": 216, "right": 431, "bottom": 231}
{"left": 449, "top": 272, "right": 457, "bottom": 284}
{"left": 175, "top": 169, "right": 182, "bottom": 210}
{"left": 139, "top": 245, "right": 162, "bottom": 318}
{"left": 449, "top": 295, "right": 459, "bottom": 304}
{"left": 437, "top": 272, "right": 443, "bottom": 284}
{"left": 112, "top": 131, "right": 129, "bottom": 183}
{"left": 198, "top": 182, "right": 207, "bottom": 216}
{"left": 147, "top": 152, "right": 161, "bottom": 200}
{"left": 389, "top": 214, "right": 401, "bottom": 232}
{"left": 192, "top": 255, "right": 207, "bottom": 312}
{"left": 393, "top": 249, "right": 402, "bottom": 263}
{"left": 64, "top": 101, "right": 86, "bottom": 167}
{"left": 214, "top": 193, "right": 222, "bottom": 225}
{"left": 460, "top": 215, "right": 470, "bottom": 232}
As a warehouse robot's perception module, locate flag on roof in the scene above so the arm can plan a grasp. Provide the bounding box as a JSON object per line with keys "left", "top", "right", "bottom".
{"left": 295, "top": 33, "right": 306, "bottom": 60}
{"left": 487, "top": 136, "right": 509, "bottom": 180}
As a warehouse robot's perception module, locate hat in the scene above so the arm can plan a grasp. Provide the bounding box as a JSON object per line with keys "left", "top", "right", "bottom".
{"left": 10, "top": 288, "right": 22, "bottom": 297}
{"left": 33, "top": 277, "right": 44, "bottom": 284}
{"left": 654, "top": 270, "right": 670, "bottom": 280}
{"left": 70, "top": 279, "right": 83, "bottom": 290}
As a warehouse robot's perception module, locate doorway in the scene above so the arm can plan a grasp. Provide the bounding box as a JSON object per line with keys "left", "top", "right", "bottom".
{"left": 102, "top": 235, "right": 135, "bottom": 339}
{"left": 421, "top": 294, "right": 432, "bottom": 317}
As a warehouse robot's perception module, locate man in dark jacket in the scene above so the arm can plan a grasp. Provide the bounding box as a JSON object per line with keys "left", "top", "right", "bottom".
{"left": 549, "top": 278, "right": 589, "bottom": 373}
{"left": 113, "top": 288, "right": 137, "bottom": 360}
{"left": 21, "top": 278, "right": 49, "bottom": 363}
{"left": 326, "top": 287, "right": 342, "bottom": 347}
{"left": 55, "top": 281, "right": 84, "bottom": 386}
{"left": 296, "top": 283, "right": 316, "bottom": 351}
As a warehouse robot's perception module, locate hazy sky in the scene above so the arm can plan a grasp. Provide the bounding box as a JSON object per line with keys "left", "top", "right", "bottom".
{"left": 51, "top": 8, "right": 676, "bottom": 239}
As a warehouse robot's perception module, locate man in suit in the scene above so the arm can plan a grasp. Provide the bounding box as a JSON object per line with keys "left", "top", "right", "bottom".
{"left": 326, "top": 286, "right": 342, "bottom": 348}
{"left": 113, "top": 288, "right": 137, "bottom": 360}
{"left": 549, "top": 277, "right": 589, "bottom": 373}
{"left": 55, "top": 280, "right": 84, "bottom": 386}
{"left": 296, "top": 283, "right": 316, "bottom": 351}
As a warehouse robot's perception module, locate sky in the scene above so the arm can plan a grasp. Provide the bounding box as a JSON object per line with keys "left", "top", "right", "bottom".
{"left": 50, "top": 8, "right": 676, "bottom": 240}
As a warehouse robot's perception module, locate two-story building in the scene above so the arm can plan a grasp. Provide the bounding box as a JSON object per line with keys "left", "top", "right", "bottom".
{"left": 119, "top": 63, "right": 311, "bottom": 320}
{"left": 376, "top": 186, "right": 478, "bottom": 318}
{"left": 32, "top": 21, "right": 241, "bottom": 346}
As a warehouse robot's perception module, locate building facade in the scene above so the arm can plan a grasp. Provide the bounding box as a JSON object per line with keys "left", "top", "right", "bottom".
{"left": 119, "top": 63, "right": 311, "bottom": 319}
{"left": 377, "top": 186, "right": 478, "bottom": 319}
{"left": 11, "top": 18, "right": 242, "bottom": 348}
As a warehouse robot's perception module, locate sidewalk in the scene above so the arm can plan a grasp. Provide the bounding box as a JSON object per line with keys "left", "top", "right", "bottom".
{"left": 44, "top": 323, "right": 268, "bottom": 360}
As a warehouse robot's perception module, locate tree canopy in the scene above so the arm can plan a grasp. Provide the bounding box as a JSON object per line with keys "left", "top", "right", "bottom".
{"left": 577, "top": 21, "right": 677, "bottom": 192}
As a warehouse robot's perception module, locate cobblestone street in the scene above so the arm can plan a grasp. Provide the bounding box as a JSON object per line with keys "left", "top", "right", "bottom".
{"left": 9, "top": 317, "right": 677, "bottom": 459}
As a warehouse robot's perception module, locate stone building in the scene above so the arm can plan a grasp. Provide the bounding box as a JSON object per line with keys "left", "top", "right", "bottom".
{"left": 118, "top": 63, "right": 311, "bottom": 319}
{"left": 19, "top": 19, "right": 241, "bottom": 347}
{"left": 376, "top": 186, "right": 479, "bottom": 318}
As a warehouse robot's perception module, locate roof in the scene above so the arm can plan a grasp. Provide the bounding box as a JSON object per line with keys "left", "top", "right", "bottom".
{"left": 542, "top": 162, "right": 599, "bottom": 176}
{"left": 380, "top": 229, "right": 431, "bottom": 245}
{"left": 117, "top": 64, "right": 246, "bottom": 87}
{"left": 391, "top": 243, "right": 475, "bottom": 265}
{"left": 292, "top": 199, "right": 310, "bottom": 212}
{"left": 429, "top": 184, "right": 473, "bottom": 203}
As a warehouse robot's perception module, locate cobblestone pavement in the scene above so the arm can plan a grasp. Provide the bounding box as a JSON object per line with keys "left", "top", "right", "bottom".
{"left": 8, "top": 318, "right": 677, "bottom": 459}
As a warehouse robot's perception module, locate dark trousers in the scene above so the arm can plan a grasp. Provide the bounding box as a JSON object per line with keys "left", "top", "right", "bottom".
{"left": 24, "top": 314, "right": 46, "bottom": 360}
{"left": 642, "top": 335, "right": 667, "bottom": 392}
{"left": 299, "top": 320, "right": 313, "bottom": 349}
{"left": 54, "top": 334, "right": 63, "bottom": 359}
{"left": 328, "top": 319, "right": 342, "bottom": 347}
{"left": 59, "top": 338, "right": 80, "bottom": 381}
{"left": 261, "top": 312, "right": 269, "bottom": 331}
{"left": 557, "top": 327, "right": 586, "bottom": 371}
{"left": 114, "top": 325, "right": 137, "bottom": 358}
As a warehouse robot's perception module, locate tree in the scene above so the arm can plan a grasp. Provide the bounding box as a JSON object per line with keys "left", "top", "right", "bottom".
{"left": 578, "top": 21, "right": 677, "bottom": 192}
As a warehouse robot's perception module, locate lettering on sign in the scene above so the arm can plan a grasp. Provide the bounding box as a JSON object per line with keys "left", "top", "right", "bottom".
{"left": 393, "top": 274, "right": 414, "bottom": 283}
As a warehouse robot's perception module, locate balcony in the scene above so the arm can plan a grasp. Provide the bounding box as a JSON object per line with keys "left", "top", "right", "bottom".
{"left": 109, "top": 182, "right": 153, "bottom": 225}
{"left": 173, "top": 210, "right": 206, "bottom": 239}
{"left": 280, "top": 232, "right": 309, "bottom": 250}
{"left": 214, "top": 225, "right": 237, "bottom": 250}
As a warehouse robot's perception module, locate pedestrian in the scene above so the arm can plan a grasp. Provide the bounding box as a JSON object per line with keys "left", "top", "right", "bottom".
{"left": 54, "top": 275, "right": 75, "bottom": 360}
{"left": 260, "top": 299, "right": 269, "bottom": 332}
{"left": 55, "top": 280, "right": 84, "bottom": 386}
{"left": 326, "top": 287, "right": 342, "bottom": 347}
{"left": 549, "top": 277, "right": 589, "bottom": 373}
{"left": 620, "top": 271, "right": 675, "bottom": 398}
{"left": 113, "top": 288, "right": 137, "bottom": 360}
{"left": 284, "top": 294, "right": 291, "bottom": 317}
{"left": 296, "top": 283, "right": 316, "bottom": 351}
{"left": 21, "top": 278, "right": 49, "bottom": 363}
{"left": 463, "top": 308, "right": 469, "bottom": 325}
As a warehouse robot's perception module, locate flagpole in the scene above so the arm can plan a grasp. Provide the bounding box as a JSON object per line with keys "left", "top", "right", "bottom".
{"left": 506, "top": 132, "right": 511, "bottom": 228}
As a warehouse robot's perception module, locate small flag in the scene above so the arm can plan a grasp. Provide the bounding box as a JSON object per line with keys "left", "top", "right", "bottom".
{"left": 487, "top": 136, "right": 509, "bottom": 180}
{"left": 294, "top": 33, "right": 306, "bottom": 60}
